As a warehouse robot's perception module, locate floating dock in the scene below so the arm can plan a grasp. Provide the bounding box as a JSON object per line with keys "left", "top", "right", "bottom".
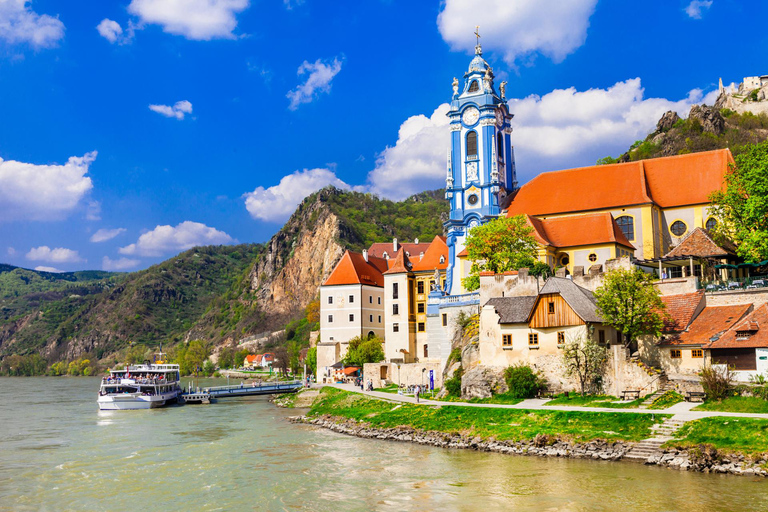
{"left": 180, "top": 380, "right": 303, "bottom": 404}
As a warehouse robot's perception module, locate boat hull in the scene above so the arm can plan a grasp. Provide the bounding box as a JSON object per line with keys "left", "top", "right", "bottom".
{"left": 97, "top": 392, "right": 180, "bottom": 411}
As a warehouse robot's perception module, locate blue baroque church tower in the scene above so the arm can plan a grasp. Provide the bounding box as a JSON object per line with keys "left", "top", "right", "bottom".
{"left": 444, "top": 40, "right": 518, "bottom": 295}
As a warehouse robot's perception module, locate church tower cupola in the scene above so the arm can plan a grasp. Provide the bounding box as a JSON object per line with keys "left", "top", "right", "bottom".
{"left": 443, "top": 28, "right": 518, "bottom": 295}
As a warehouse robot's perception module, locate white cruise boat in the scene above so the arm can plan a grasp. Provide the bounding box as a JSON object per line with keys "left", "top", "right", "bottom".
{"left": 97, "top": 351, "right": 182, "bottom": 410}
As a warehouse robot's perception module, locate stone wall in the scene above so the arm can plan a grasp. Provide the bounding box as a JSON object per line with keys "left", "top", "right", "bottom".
{"left": 363, "top": 361, "right": 444, "bottom": 390}
{"left": 654, "top": 277, "right": 698, "bottom": 295}
{"left": 604, "top": 345, "right": 661, "bottom": 397}
{"left": 705, "top": 289, "right": 768, "bottom": 308}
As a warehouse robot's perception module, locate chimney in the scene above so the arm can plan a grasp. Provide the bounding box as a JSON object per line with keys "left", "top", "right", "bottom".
{"left": 362, "top": 249, "right": 368, "bottom": 262}
{"left": 393, "top": 238, "right": 398, "bottom": 251}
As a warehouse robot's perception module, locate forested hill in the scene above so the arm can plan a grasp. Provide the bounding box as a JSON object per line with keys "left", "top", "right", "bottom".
{"left": 0, "top": 187, "right": 449, "bottom": 369}
{"left": 598, "top": 104, "right": 768, "bottom": 164}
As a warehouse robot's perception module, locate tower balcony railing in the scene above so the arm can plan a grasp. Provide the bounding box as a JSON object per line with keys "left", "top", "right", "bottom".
{"left": 434, "top": 292, "right": 480, "bottom": 306}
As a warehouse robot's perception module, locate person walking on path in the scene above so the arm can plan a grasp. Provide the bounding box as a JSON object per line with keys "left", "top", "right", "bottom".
{"left": 415, "top": 385, "right": 421, "bottom": 403}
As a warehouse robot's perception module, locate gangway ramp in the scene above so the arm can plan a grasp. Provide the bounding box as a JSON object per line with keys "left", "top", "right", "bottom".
{"left": 180, "top": 380, "right": 303, "bottom": 404}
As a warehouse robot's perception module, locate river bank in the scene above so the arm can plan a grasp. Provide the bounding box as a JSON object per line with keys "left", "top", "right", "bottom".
{"left": 288, "top": 387, "right": 768, "bottom": 478}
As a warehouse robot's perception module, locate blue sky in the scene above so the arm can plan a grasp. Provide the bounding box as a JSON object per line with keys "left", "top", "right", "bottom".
{"left": 0, "top": 0, "right": 766, "bottom": 272}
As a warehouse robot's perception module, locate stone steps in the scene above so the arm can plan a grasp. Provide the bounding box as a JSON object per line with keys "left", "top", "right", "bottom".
{"left": 624, "top": 417, "right": 686, "bottom": 461}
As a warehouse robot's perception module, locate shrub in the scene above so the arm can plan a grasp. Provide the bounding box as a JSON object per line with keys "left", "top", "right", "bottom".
{"left": 445, "top": 367, "right": 464, "bottom": 397}
{"left": 503, "top": 364, "right": 547, "bottom": 399}
{"left": 700, "top": 366, "right": 735, "bottom": 401}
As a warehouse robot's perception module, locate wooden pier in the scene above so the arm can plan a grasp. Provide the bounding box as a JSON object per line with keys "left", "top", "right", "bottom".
{"left": 180, "top": 380, "right": 303, "bottom": 404}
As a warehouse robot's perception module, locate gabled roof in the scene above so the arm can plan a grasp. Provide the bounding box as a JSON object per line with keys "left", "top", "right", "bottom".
{"left": 506, "top": 149, "right": 731, "bottom": 217}
{"left": 526, "top": 213, "right": 635, "bottom": 250}
{"left": 705, "top": 304, "right": 768, "bottom": 349}
{"left": 663, "top": 304, "right": 751, "bottom": 346}
{"left": 663, "top": 228, "right": 737, "bottom": 259}
{"left": 245, "top": 355, "right": 258, "bottom": 363}
{"left": 410, "top": 236, "right": 449, "bottom": 272}
{"left": 367, "top": 240, "right": 432, "bottom": 261}
{"left": 659, "top": 291, "right": 705, "bottom": 333}
{"left": 534, "top": 277, "right": 602, "bottom": 323}
{"left": 384, "top": 236, "right": 449, "bottom": 274}
{"left": 322, "top": 250, "right": 387, "bottom": 287}
{"left": 485, "top": 296, "right": 537, "bottom": 324}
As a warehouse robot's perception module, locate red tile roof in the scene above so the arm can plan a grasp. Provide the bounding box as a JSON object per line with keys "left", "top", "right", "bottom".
{"left": 410, "top": 236, "right": 449, "bottom": 272}
{"left": 245, "top": 355, "right": 258, "bottom": 363}
{"left": 526, "top": 213, "right": 635, "bottom": 250}
{"left": 659, "top": 291, "right": 705, "bottom": 333}
{"left": 367, "top": 240, "right": 432, "bottom": 260}
{"left": 663, "top": 227, "right": 736, "bottom": 259}
{"left": 664, "top": 304, "right": 751, "bottom": 346}
{"left": 322, "top": 250, "right": 388, "bottom": 287}
{"left": 705, "top": 304, "right": 768, "bottom": 349}
{"left": 457, "top": 247, "right": 468, "bottom": 257}
{"left": 384, "top": 236, "right": 449, "bottom": 274}
{"left": 506, "top": 149, "right": 731, "bottom": 217}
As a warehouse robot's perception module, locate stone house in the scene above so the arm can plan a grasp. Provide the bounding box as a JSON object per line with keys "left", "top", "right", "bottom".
{"left": 478, "top": 277, "right": 622, "bottom": 392}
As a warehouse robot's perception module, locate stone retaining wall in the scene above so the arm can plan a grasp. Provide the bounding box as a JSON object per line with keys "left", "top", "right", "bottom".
{"left": 292, "top": 414, "right": 768, "bottom": 478}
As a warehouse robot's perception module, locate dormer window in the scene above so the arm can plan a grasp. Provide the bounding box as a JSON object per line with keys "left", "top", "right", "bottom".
{"left": 439, "top": 255, "right": 445, "bottom": 264}
{"left": 468, "top": 80, "right": 479, "bottom": 93}
{"left": 736, "top": 331, "right": 752, "bottom": 340}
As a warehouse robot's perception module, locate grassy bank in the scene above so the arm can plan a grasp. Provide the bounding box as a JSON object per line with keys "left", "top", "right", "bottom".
{"left": 374, "top": 384, "right": 524, "bottom": 405}
{"left": 544, "top": 394, "right": 644, "bottom": 409}
{"left": 667, "top": 417, "right": 768, "bottom": 455}
{"left": 308, "top": 388, "right": 662, "bottom": 443}
{"left": 694, "top": 396, "right": 768, "bottom": 414}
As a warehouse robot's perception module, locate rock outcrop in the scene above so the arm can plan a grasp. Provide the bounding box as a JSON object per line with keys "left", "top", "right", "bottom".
{"left": 461, "top": 366, "right": 507, "bottom": 399}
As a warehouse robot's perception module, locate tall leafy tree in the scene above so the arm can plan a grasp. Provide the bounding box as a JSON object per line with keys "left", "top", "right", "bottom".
{"left": 593, "top": 268, "right": 665, "bottom": 350}
{"left": 562, "top": 333, "right": 608, "bottom": 396}
{"left": 462, "top": 215, "right": 539, "bottom": 291}
{"left": 343, "top": 336, "right": 385, "bottom": 366}
{"left": 709, "top": 141, "right": 768, "bottom": 262}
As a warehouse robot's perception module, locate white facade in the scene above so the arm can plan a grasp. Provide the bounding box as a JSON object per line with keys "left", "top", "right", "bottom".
{"left": 320, "top": 283, "right": 385, "bottom": 344}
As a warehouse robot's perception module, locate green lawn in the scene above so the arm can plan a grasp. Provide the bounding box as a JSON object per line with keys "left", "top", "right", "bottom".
{"left": 667, "top": 417, "right": 768, "bottom": 454}
{"left": 545, "top": 394, "right": 644, "bottom": 409}
{"left": 694, "top": 396, "right": 768, "bottom": 414}
{"left": 308, "top": 387, "right": 661, "bottom": 443}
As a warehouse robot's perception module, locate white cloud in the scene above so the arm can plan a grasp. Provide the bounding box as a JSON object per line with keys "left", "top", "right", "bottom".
{"left": 685, "top": 0, "right": 713, "bottom": 19}
{"left": 97, "top": 18, "right": 135, "bottom": 44}
{"left": 0, "top": 0, "right": 65, "bottom": 49}
{"left": 127, "top": 0, "right": 249, "bottom": 40}
{"left": 26, "top": 246, "right": 82, "bottom": 263}
{"left": 90, "top": 228, "right": 127, "bottom": 243}
{"left": 363, "top": 79, "right": 720, "bottom": 198}
{"left": 149, "top": 100, "right": 193, "bottom": 120}
{"left": 119, "top": 221, "right": 234, "bottom": 257}
{"left": 7, "top": 247, "right": 16, "bottom": 256}
{"left": 34, "top": 266, "right": 63, "bottom": 273}
{"left": 286, "top": 57, "right": 342, "bottom": 110}
{"left": 86, "top": 200, "right": 101, "bottom": 221}
{"left": 0, "top": 152, "right": 96, "bottom": 221}
{"left": 283, "top": 0, "right": 304, "bottom": 10}
{"left": 102, "top": 256, "right": 140, "bottom": 271}
{"left": 508, "top": 78, "right": 720, "bottom": 177}
{"left": 244, "top": 168, "right": 350, "bottom": 222}
{"left": 365, "top": 104, "right": 451, "bottom": 201}
{"left": 437, "top": 0, "right": 597, "bottom": 64}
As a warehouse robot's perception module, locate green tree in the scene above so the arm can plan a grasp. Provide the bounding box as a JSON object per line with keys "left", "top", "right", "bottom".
{"left": 343, "top": 336, "right": 385, "bottom": 366}
{"left": 529, "top": 261, "right": 553, "bottom": 279}
{"left": 234, "top": 348, "right": 249, "bottom": 368}
{"left": 709, "top": 141, "right": 768, "bottom": 262}
{"left": 185, "top": 340, "right": 211, "bottom": 374}
{"left": 218, "top": 346, "right": 234, "bottom": 369}
{"left": 306, "top": 347, "right": 317, "bottom": 375}
{"left": 461, "top": 215, "right": 538, "bottom": 291}
{"left": 503, "top": 364, "right": 547, "bottom": 398}
{"left": 593, "top": 268, "right": 665, "bottom": 350}
{"left": 562, "top": 333, "right": 609, "bottom": 396}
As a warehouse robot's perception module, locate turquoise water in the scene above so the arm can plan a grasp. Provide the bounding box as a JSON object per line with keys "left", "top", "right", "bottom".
{"left": 0, "top": 377, "right": 766, "bottom": 511}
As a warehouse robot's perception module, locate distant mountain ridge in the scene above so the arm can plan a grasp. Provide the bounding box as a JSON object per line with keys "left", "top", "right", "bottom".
{"left": 0, "top": 187, "right": 449, "bottom": 365}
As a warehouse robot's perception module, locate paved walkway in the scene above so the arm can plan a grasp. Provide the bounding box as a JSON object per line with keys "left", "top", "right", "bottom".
{"left": 326, "top": 383, "right": 768, "bottom": 421}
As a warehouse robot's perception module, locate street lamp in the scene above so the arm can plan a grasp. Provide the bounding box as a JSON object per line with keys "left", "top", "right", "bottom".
{"left": 421, "top": 368, "right": 426, "bottom": 391}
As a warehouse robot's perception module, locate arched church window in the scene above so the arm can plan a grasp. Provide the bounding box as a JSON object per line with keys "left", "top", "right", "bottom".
{"left": 496, "top": 133, "right": 504, "bottom": 161}
{"left": 468, "top": 80, "right": 479, "bottom": 93}
{"left": 466, "top": 131, "right": 478, "bottom": 158}
{"left": 560, "top": 255, "right": 570, "bottom": 266}
{"left": 615, "top": 216, "right": 635, "bottom": 241}
{"left": 706, "top": 217, "right": 717, "bottom": 231}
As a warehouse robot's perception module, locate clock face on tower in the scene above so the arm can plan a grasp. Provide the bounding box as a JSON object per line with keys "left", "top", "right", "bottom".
{"left": 462, "top": 106, "right": 479, "bottom": 126}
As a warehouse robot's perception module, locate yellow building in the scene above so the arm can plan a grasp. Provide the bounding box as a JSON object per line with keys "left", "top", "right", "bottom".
{"left": 502, "top": 149, "right": 733, "bottom": 273}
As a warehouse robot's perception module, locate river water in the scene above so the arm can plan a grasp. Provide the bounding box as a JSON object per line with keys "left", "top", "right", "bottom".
{"left": 0, "top": 377, "right": 766, "bottom": 511}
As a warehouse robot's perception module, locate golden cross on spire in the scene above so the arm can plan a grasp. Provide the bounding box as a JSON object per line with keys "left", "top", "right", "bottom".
{"left": 474, "top": 25, "right": 481, "bottom": 45}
